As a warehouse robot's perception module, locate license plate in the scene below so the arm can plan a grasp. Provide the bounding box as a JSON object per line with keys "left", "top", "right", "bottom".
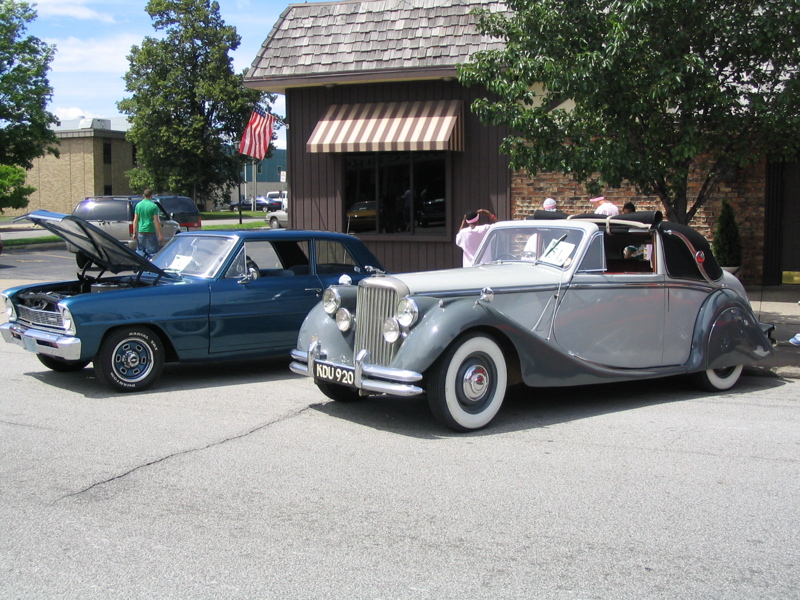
{"left": 314, "top": 361, "right": 356, "bottom": 387}
{"left": 23, "top": 336, "right": 38, "bottom": 352}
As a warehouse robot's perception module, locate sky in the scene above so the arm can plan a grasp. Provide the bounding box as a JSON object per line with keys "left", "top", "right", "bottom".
{"left": 26, "top": 0, "right": 290, "bottom": 147}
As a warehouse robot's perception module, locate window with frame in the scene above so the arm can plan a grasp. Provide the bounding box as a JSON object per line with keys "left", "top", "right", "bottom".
{"left": 344, "top": 151, "right": 446, "bottom": 236}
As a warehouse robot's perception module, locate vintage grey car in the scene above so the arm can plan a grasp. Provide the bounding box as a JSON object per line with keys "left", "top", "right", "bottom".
{"left": 290, "top": 211, "right": 775, "bottom": 432}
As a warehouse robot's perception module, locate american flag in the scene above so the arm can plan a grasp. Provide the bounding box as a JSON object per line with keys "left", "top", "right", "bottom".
{"left": 238, "top": 105, "right": 275, "bottom": 160}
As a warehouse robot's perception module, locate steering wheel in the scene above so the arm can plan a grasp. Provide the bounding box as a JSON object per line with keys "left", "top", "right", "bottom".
{"left": 496, "top": 253, "right": 518, "bottom": 261}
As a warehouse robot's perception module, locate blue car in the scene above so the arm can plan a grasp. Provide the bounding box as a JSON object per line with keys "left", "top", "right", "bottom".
{"left": 1, "top": 210, "right": 384, "bottom": 392}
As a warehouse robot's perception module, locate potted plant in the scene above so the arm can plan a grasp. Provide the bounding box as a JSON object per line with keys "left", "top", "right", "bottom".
{"left": 712, "top": 199, "right": 743, "bottom": 276}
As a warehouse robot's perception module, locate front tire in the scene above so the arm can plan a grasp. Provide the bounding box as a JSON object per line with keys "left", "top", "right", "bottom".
{"left": 37, "top": 354, "right": 90, "bottom": 372}
{"left": 316, "top": 381, "right": 362, "bottom": 402}
{"left": 694, "top": 364, "right": 743, "bottom": 391}
{"left": 270, "top": 216, "right": 281, "bottom": 229}
{"left": 427, "top": 333, "right": 507, "bottom": 432}
{"left": 94, "top": 326, "right": 164, "bottom": 392}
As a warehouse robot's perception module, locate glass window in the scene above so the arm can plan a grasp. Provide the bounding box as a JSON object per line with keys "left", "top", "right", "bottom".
{"left": 316, "top": 240, "right": 360, "bottom": 275}
{"left": 344, "top": 152, "right": 446, "bottom": 236}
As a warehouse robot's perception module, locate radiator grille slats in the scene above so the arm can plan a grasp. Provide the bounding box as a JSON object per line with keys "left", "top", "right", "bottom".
{"left": 355, "top": 284, "right": 399, "bottom": 366}
{"left": 17, "top": 306, "right": 64, "bottom": 329}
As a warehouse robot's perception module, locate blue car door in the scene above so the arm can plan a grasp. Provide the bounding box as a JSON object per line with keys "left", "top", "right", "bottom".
{"left": 208, "top": 239, "right": 323, "bottom": 354}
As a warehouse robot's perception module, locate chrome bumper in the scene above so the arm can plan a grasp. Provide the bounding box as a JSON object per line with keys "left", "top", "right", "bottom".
{"left": 290, "top": 338, "right": 424, "bottom": 397}
{"left": 0, "top": 322, "right": 83, "bottom": 361}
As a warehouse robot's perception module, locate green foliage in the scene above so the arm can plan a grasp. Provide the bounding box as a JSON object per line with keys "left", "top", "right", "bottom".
{"left": 459, "top": 0, "right": 800, "bottom": 224}
{"left": 0, "top": 0, "right": 59, "bottom": 195}
{"left": 118, "top": 0, "right": 275, "bottom": 208}
{"left": 0, "top": 164, "right": 35, "bottom": 212}
{"left": 712, "top": 200, "right": 742, "bottom": 267}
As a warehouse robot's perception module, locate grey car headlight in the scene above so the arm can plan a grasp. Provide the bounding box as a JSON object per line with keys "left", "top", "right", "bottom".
{"left": 322, "top": 287, "right": 342, "bottom": 316}
{"left": 335, "top": 308, "right": 353, "bottom": 332}
{"left": 59, "top": 303, "right": 76, "bottom": 336}
{"left": 3, "top": 294, "right": 16, "bottom": 322}
{"left": 396, "top": 297, "right": 419, "bottom": 328}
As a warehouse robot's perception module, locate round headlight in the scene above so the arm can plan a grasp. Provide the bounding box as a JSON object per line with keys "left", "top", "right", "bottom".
{"left": 59, "top": 304, "right": 76, "bottom": 336}
{"left": 396, "top": 297, "right": 419, "bottom": 328}
{"left": 322, "top": 288, "right": 342, "bottom": 316}
{"left": 3, "top": 294, "right": 17, "bottom": 322}
{"left": 383, "top": 317, "right": 401, "bottom": 343}
{"left": 335, "top": 308, "right": 353, "bottom": 332}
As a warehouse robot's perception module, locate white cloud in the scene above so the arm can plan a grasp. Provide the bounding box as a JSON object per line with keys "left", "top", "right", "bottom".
{"left": 53, "top": 106, "right": 98, "bottom": 120}
{"left": 48, "top": 34, "right": 142, "bottom": 73}
{"left": 34, "top": 0, "right": 116, "bottom": 23}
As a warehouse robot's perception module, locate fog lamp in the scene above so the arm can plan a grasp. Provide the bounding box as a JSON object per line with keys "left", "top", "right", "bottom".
{"left": 383, "top": 317, "right": 401, "bottom": 343}
{"left": 335, "top": 308, "right": 353, "bottom": 332}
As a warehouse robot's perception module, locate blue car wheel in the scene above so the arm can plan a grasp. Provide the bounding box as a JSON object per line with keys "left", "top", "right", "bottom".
{"left": 94, "top": 326, "right": 165, "bottom": 392}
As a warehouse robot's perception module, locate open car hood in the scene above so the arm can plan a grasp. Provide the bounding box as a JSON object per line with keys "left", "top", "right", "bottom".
{"left": 18, "top": 210, "right": 174, "bottom": 278}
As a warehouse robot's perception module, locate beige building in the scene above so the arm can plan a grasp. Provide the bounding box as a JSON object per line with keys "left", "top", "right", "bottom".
{"left": 13, "top": 118, "right": 134, "bottom": 217}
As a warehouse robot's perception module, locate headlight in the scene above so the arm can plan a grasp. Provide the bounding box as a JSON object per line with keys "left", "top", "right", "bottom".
{"left": 335, "top": 308, "right": 353, "bottom": 332}
{"left": 396, "top": 297, "right": 419, "bottom": 328}
{"left": 322, "top": 288, "right": 342, "bottom": 316}
{"left": 383, "top": 317, "right": 401, "bottom": 343}
{"left": 59, "top": 303, "right": 76, "bottom": 336}
{"left": 3, "top": 294, "right": 16, "bottom": 322}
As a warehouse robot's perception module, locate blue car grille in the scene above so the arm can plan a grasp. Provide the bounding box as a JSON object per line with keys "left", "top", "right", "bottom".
{"left": 355, "top": 284, "right": 399, "bottom": 367}
{"left": 17, "top": 305, "right": 64, "bottom": 329}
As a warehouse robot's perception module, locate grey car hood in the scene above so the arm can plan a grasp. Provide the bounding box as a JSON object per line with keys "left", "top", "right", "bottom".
{"left": 18, "top": 210, "right": 174, "bottom": 278}
{"left": 383, "top": 262, "right": 561, "bottom": 296}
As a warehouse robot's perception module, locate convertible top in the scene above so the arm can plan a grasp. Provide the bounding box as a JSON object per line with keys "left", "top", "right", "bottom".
{"left": 527, "top": 209, "right": 723, "bottom": 282}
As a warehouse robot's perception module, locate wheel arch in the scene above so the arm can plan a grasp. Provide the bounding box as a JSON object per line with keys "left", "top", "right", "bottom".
{"left": 98, "top": 322, "right": 179, "bottom": 363}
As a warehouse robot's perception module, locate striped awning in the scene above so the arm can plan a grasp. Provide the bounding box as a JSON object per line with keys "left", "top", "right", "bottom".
{"left": 306, "top": 100, "right": 464, "bottom": 153}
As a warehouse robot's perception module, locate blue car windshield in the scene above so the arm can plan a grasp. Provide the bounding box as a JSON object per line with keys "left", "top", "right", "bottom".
{"left": 474, "top": 226, "right": 585, "bottom": 269}
{"left": 152, "top": 235, "right": 237, "bottom": 278}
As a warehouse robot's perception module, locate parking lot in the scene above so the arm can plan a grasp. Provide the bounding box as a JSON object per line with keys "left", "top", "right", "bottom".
{"left": 1, "top": 248, "right": 799, "bottom": 599}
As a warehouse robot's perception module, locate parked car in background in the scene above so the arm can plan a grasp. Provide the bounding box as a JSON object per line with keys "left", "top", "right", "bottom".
{"left": 230, "top": 196, "right": 280, "bottom": 211}
{"left": 1, "top": 210, "right": 384, "bottom": 392}
{"left": 146, "top": 194, "right": 201, "bottom": 232}
{"left": 290, "top": 211, "right": 775, "bottom": 432}
{"left": 266, "top": 191, "right": 288, "bottom": 210}
{"left": 70, "top": 196, "right": 181, "bottom": 267}
{"left": 267, "top": 209, "right": 289, "bottom": 229}
{"left": 346, "top": 201, "right": 377, "bottom": 233}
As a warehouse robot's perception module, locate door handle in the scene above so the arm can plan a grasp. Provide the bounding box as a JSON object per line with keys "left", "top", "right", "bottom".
{"left": 305, "top": 288, "right": 322, "bottom": 294}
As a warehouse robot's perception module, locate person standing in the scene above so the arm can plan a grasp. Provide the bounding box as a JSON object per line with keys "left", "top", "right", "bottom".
{"left": 132, "top": 188, "right": 163, "bottom": 257}
{"left": 590, "top": 196, "right": 619, "bottom": 216}
{"left": 456, "top": 208, "right": 496, "bottom": 267}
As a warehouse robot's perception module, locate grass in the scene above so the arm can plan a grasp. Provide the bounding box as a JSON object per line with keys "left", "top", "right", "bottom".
{"left": 1, "top": 211, "right": 268, "bottom": 248}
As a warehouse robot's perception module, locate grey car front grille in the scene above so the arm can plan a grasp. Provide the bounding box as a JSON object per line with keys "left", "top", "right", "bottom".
{"left": 354, "top": 284, "right": 399, "bottom": 367}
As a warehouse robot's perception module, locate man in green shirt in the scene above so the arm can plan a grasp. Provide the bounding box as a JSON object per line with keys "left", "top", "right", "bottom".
{"left": 132, "top": 188, "right": 163, "bottom": 257}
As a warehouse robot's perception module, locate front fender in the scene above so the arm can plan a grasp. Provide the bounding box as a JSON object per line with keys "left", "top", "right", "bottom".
{"left": 688, "top": 288, "right": 774, "bottom": 371}
{"left": 296, "top": 286, "right": 358, "bottom": 365}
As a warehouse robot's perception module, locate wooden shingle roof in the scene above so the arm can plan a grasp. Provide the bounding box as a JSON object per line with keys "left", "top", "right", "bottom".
{"left": 245, "top": 0, "right": 507, "bottom": 92}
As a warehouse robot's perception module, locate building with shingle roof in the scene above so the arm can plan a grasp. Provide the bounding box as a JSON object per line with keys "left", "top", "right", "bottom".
{"left": 245, "top": 0, "right": 512, "bottom": 273}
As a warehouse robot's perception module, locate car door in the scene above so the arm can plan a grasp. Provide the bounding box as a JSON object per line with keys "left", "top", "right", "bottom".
{"left": 552, "top": 232, "right": 667, "bottom": 368}
{"left": 208, "top": 238, "right": 324, "bottom": 354}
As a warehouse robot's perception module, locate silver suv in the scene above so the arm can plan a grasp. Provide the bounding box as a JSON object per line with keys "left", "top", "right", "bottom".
{"left": 69, "top": 196, "right": 181, "bottom": 266}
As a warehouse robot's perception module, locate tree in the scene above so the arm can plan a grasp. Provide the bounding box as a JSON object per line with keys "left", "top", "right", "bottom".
{"left": 0, "top": 0, "right": 59, "bottom": 211}
{"left": 118, "top": 0, "right": 274, "bottom": 208}
{"left": 0, "top": 164, "right": 35, "bottom": 212}
{"left": 459, "top": 0, "right": 800, "bottom": 224}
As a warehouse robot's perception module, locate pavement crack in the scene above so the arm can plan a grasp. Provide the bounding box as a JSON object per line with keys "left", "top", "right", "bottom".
{"left": 57, "top": 406, "right": 311, "bottom": 501}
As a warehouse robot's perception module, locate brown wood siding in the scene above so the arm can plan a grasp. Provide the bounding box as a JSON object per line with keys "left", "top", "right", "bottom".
{"left": 286, "top": 80, "right": 510, "bottom": 273}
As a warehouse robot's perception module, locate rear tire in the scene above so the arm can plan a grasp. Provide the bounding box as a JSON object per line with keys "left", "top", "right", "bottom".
{"left": 316, "top": 381, "right": 362, "bottom": 402}
{"left": 427, "top": 333, "right": 507, "bottom": 432}
{"left": 694, "top": 364, "right": 743, "bottom": 391}
{"left": 37, "top": 354, "right": 90, "bottom": 372}
{"left": 270, "top": 216, "right": 281, "bottom": 229}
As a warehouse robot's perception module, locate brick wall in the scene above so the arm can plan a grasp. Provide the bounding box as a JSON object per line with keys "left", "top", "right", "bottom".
{"left": 511, "top": 159, "right": 767, "bottom": 284}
